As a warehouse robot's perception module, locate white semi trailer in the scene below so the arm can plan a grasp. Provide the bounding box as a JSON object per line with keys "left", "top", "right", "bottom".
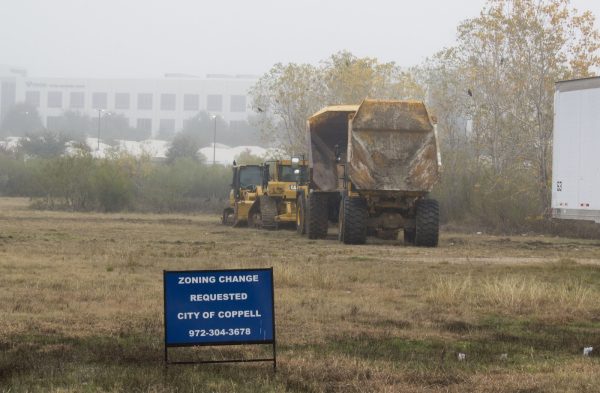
{"left": 552, "top": 77, "right": 600, "bottom": 223}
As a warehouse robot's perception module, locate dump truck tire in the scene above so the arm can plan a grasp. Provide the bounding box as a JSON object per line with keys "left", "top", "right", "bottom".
{"left": 415, "top": 199, "right": 439, "bottom": 247}
{"left": 307, "top": 193, "right": 328, "bottom": 239}
{"left": 339, "top": 196, "right": 367, "bottom": 245}
{"left": 404, "top": 228, "right": 415, "bottom": 244}
{"left": 296, "top": 197, "right": 306, "bottom": 235}
{"left": 260, "top": 196, "right": 278, "bottom": 230}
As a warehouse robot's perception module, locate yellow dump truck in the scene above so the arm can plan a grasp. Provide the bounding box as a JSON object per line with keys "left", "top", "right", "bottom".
{"left": 301, "top": 99, "right": 442, "bottom": 246}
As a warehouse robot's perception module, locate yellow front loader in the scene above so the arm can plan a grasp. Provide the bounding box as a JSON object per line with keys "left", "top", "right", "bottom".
{"left": 222, "top": 164, "right": 263, "bottom": 227}
{"left": 247, "top": 158, "right": 309, "bottom": 230}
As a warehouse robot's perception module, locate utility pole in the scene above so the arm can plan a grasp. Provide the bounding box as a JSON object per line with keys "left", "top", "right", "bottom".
{"left": 96, "top": 109, "right": 103, "bottom": 151}
{"left": 95, "top": 109, "right": 111, "bottom": 151}
{"left": 212, "top": 115, "right": 217, "bottom": 165}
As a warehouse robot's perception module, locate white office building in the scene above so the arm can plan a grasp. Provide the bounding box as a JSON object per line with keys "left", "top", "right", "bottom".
{"left": 0, "top": 65, "right": 259, "bottom": 137}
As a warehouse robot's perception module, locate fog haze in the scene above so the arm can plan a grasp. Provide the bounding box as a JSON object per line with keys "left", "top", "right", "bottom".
{"left": 3, "top": 0, "right": 596, "bottom": 78}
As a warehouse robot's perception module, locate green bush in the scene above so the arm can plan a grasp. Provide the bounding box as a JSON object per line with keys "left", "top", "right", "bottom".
{"left": 0, "top": 152, "right": 230, "bottom": 213}
{"left": 94, "top": 159, "right": 134, "bottom": 212}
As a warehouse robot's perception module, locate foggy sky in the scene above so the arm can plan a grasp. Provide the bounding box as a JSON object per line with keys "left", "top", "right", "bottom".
{"left": 2, "top": 0, "right": 599, "bottom": 79}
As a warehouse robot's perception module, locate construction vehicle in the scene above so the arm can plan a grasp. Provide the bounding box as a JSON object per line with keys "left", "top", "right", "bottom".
{"left": 247, "top": 158, "right": 309, "bottom": 229}
{"left": 222, "top": 163, "right": 263, "bottom": 226}
{"left": 298, "top": 99, "right": 442, "bottom": 246}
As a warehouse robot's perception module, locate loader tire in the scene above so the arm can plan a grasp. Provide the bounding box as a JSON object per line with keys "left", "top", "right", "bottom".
{"left": 307, "top": 193, "right": 328, "bottom": 239}
{"left": 247, "top": 203, "right": 261, "bottom": 229}
{"left": 222, "top": 208, "right": 234, "bottom": 226}
{"left": 414, "top": 199, "right": 439, "bottom": 247}
{"left": 296, "top": 197, "right": 306, "bottom": 235}
{"left": 339, "top": 196, "right": 367, "bottom": 245}
{"left": 260, "top": 195, "right": 278, "bottom": 230}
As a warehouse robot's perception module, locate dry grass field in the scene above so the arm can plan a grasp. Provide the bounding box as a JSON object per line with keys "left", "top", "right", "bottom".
{"left": 1, "top": 197, "right": 600, "bottom": 392}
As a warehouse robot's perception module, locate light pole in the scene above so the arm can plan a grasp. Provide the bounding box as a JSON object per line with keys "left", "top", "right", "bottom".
{"left": 211, "top": 114, "right": 217, "bottom": 165}
{"left": 95, "top": 109, "right": 111, "bottom": 151}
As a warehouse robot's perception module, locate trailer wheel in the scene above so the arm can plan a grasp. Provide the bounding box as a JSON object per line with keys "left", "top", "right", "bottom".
{"left": 307, "top": 193, "right": 328, "bottom": 239}
{"left": 339, "top": 196, "right": 367, "bottom": 245}
{"left": 296, "top": 197, "right": 306, "bottom": 235}
{"left": 260, "top": 195, "right": 278, "bottom": 230}
{"left": 415, "top": 199, "right": 439, "bottom": 247}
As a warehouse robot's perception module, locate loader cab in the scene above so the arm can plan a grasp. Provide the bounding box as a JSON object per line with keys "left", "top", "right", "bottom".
{"left": 232, "top": 164, "right": 262, "bottom": 198}
{"left": 279, "top": 163, "right": 308, "bottom": 183}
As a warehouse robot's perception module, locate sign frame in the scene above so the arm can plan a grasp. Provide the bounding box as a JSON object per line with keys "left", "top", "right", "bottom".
{"left": 163, "top": 267, "right": 276, "bottom": 370}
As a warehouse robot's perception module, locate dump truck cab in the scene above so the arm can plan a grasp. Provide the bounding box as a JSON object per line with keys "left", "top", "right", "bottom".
{"left": 301, "top": 99, "right": 442, "bottom": 246}
{"left": 222, "top": 163, "right": 263, "bottom": 226}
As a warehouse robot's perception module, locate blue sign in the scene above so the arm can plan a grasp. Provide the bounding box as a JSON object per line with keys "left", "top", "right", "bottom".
{"left": 163, "top": 268, "right": 275, "bottom": 346}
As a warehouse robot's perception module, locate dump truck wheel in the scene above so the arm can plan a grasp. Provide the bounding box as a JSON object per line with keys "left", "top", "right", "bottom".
{"left": 403, "top": 228, "right": 415, "bottom": 244}
{"left": 296, "top": 197, "right": 306, "bottom": 235}
{"left": 260, "top": 195, "right": 278, "bottom": 230}
{"left": 340, "top": 196, "right": 367, "bottom": 245}
{"left": 414, "top": 199, "right": 439, "bottom": 247}
{"left": 307, "top": 193, "right": 328, "bottom": 239}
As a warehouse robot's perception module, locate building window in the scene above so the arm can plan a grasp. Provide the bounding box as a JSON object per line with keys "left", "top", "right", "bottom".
{"left": 183, "top": 94, "right": 199, "bottom": 111}
{"left": 47, "top": 91, "right": 63, "bottom": 108}
{"left": 161, "top": 94, "right": 176, "bottom": 111}
{"left": 115, "top": 93, "right": 130, "bottom": 110}
{"left": 92, "top": 92, "right": 107, "bottom": 109}
{"left": 46, "top": 116, "right": 62, "bottom": 130}
{"left": 137, "top": 118, "right": 152, "bottom": 133}
{"left": 206, "top": 94, "right": 222, "bottom": 112}
{"left": 70, "top": 92, "right": 84, "bottom": 108}
{"left": 25, "top": 91, "right": 40, "bottom": 107}
{"left": 159, "top": 119, "right": 176, "bottom": 137}
{"left": 137, "top": 93, "right": 153, "bottom": 110}
{"left": 230, "top": 95, "right": 247, "bottom": 112}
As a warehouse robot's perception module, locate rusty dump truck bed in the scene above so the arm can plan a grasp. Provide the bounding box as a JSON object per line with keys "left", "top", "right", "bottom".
{"left": 307, "top": 99, "right": 441, "bottom": 193}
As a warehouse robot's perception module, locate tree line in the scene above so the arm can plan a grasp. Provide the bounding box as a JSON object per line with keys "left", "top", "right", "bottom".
{"left": 250, "top": 0, "right": 600, "bottom": 232}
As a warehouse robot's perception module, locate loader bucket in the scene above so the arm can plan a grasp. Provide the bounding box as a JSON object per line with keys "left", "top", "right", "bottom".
{"left": 348, "top": 99, "right": 441, "bottom": 192}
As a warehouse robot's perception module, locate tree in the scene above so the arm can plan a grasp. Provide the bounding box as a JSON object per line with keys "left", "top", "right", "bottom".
{"left": 18, "top": 131, "right": 70, "bottom": 158}
{"left": 250, "top": 62, "right": 324, "bottom": 153}
{"left": 250, "top": 52, "right": 425, "bottom": 154}
{"left": 322, "top": 51, "right": 425, "bottom": 104}
{"left": 180, "top": 111, "right": 233, "bottom": 147}
{"left": 0, "top": 103, "right": 44, "bottom": 137}
{"left": 234, "top": 148, "right": 264, "bottom": 165}
{"left": 99, "top": 113, "right": 149, "bottom": 142}
{"left": 165, "top": 132, "right": 205, "bottom": 164}
{"left": 422, "top": 0, "right": 600, "bottom": 222}
{"left": 46, "top": 110, "right": 90, "bottom": 141}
